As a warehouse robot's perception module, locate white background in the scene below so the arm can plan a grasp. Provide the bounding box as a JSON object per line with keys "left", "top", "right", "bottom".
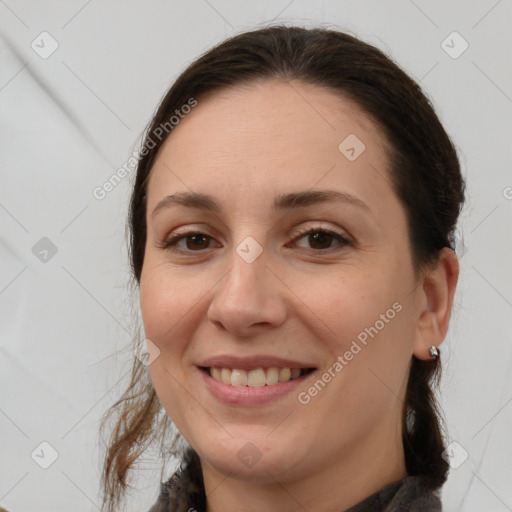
{"left": 1, "top": 1, "right": 511, "bottom": 511}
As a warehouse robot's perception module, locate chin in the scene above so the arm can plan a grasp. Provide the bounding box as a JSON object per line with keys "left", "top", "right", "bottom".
{"left": 191, "top": 429, "right": 310, "bottom": 483}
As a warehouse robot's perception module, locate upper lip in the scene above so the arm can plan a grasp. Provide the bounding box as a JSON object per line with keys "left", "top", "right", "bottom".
{"left": 198, "top": 354, "right": 317, "bottom": 371}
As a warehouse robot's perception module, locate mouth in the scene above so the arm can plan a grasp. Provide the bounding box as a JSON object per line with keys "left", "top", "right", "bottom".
{"left": 199, "top": 366, "right": 316, "bottom": 387}
{"left": 197, "top": 363, "right": 318, "bottom": 406}
{"left": 196, "top": 354, "right": 319, "bottom": 406}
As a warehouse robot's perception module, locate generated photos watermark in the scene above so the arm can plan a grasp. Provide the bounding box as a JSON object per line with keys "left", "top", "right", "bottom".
{"left": 92, "top": 98, "right": 198, "bottom": 200}
{"left": 298, "top": 301, "right": 403, "bottom": 405}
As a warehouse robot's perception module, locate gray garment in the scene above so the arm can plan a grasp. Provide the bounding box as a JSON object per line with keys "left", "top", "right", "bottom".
{"left": 148, "top": 472, "right": 442, "bottom": 512}
{"left": 346, "top": 476, "right": 442, "bottom": 511}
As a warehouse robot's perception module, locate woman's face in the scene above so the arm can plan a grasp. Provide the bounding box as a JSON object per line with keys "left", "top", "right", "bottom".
{"left": 140, "top": 79, "right": 427, "bottom": 483}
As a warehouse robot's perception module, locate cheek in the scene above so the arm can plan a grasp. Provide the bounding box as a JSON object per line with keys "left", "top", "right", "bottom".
{"left": 287, "top": 265, "right": 398, "bottom": 348}
{"left": 139, "top": 268, "right": 206, "bottom": 429}
{"left": 291, "top": 266, "right": 414, "bottom": 395}
{"left": 139, "top": 265, "right": 206, "bottom": 347}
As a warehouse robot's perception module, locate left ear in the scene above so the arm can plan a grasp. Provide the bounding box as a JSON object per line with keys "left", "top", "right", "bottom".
{"left": 412, "top": 247, "right": 460, "bottom": 360}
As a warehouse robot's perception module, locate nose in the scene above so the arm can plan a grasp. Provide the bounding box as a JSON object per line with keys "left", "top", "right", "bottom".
{"left": 206, "top": 245, "right": 287, "bottom": 337}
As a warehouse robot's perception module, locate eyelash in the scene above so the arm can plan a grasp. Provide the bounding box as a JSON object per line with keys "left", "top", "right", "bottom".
{"left": 161, "top": 226, "right": 352, "bottom": 255}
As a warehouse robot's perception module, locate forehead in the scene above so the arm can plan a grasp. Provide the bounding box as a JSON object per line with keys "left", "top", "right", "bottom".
{"left": 146, "top": 79, "right": 397, "bottom": 222}
{"left": 154, "top": 79, "right": 381, "bottom": 162}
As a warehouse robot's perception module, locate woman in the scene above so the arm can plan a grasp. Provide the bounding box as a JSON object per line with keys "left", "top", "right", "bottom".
{"left": 101, "top": 26, "right": 464, "bottom": 512}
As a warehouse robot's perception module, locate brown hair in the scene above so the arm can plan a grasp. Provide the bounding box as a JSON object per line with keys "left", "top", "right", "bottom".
{"left": 100, "top": 25, "right": 465, "bottom": 511}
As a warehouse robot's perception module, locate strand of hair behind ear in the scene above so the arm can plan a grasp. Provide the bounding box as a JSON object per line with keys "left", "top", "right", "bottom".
{"left": 402, "top": 357, "right": 450, "bottom": 489}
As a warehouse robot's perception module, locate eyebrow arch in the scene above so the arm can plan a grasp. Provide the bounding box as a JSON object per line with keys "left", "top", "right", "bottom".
{"left": 151, "top": 189, "right": 371, "bottom": 218}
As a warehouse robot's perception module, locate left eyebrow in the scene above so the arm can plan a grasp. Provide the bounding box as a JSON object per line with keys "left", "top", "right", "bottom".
{"left": 273, "top": 190, "right": 371, "bottom": 214}
{"left": 151, "top": 189, "right": 372, "bottom": 218}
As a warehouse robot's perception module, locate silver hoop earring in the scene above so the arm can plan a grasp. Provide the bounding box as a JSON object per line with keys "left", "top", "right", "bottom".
{"left": 429, "top": 346, "right": 439, "bottom": 360}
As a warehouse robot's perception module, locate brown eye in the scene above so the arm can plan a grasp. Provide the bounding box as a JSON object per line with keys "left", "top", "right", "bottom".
{"left": 307, "top": 232, "right": 335, "bottom": 250}
{"left": 162, "top": 227, "right": 350, "bottom": 255}
{"left": 293, "top": 228, "right": 351, "bottom": 251}
{"left": 163, "top": 232, "right": 216, "bottom": 252}
{"left": 183, "top": 234, "right": 211, "bottom": 250}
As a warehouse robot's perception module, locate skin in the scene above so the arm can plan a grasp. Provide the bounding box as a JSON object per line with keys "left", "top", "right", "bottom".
{"left": 139, "top": 79, "right": 459, "bottom": 512}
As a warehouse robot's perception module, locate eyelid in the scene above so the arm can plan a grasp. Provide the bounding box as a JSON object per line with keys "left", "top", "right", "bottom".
{"left": 160, "top": 222, "right": 352, "bottom": 253}
{"left": 286, "top": 225, "right": 352, "bottom": 252}
{"left": 289, "top": 222, "right": 351, "bottom": 242}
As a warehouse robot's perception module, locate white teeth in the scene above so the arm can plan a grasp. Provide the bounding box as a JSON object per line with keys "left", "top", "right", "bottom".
{"left": 266, "top": 367, "right": 279, "bottom": 385}
{"left": 211, "top": 367, "right": 222, "bottom": 381}
{"left": 221, "top": 368, "right": 231, "bottom": 385}
{"left": 208, "top": 367, "right": 309, "bottom": 387}
{"left": 247, "top": 368, "right": 266, "bottom": 387}
{"left": 231, "top": 369, "right": 247, "bottom": 386}
{"left": 278, "top": 367, "right": 291, "bottom": 382}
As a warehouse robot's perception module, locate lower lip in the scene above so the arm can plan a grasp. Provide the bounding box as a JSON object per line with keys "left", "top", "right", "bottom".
{"left": 198, "top": 367, "right": 316, "bottom": 406}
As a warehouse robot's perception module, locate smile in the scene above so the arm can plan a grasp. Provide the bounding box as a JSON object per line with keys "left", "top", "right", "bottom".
{"left": 201, "top": 366, "right": 315, "bottom": 387}
{"left": 198, "top": 365, "right": 318, "bottom": 406}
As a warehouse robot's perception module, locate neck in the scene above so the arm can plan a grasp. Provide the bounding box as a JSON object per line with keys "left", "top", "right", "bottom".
{"left": 201, "top": 422, "right": 407, "bottom": 512}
